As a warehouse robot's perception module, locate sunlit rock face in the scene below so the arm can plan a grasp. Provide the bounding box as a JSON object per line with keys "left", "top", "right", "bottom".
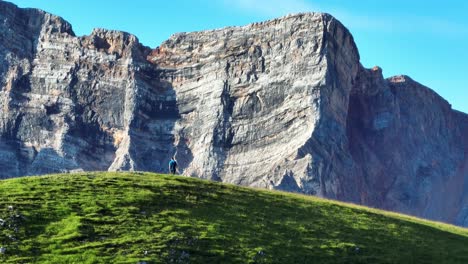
{"left": 1, "top": 1, "right": 467, "bottom": 226}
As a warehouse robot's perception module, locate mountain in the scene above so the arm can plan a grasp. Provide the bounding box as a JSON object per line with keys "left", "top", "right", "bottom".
{"left": 0, "top": 1, "right": 467, "bottom": 227}
{"left": 0, "top": 172, "right": 467, "bottom": 263}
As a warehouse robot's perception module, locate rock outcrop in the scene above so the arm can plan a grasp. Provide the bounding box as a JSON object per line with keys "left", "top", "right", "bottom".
{"left": 1, "top": 1, "right": 467, "bottom": 226}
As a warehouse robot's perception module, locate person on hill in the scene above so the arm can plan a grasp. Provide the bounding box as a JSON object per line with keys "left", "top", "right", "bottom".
{"left": 169, "top": 156, "right": 178, "bottom": 174}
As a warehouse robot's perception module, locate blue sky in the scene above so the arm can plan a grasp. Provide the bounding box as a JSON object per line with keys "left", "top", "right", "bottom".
{"left": 7, "top": 0, "right": 468, "bottom": 113}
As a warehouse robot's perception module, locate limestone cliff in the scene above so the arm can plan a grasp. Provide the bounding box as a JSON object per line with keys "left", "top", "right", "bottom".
{"left": 0, "top": 1, "right": 467, "bottom": 226}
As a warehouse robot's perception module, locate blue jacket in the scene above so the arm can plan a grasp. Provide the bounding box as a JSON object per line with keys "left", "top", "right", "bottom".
{"left": 169, "top": 160, "right": 177, "bottom": 171}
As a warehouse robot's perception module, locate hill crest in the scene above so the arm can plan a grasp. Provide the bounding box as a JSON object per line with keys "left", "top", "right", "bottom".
{"left": 0, "top": 172, "right": 467, "bottom": 263}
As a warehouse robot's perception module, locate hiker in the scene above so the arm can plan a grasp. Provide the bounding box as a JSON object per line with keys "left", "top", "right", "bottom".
{"left": 169, "top": 156, "right": 178, "bottom": 174}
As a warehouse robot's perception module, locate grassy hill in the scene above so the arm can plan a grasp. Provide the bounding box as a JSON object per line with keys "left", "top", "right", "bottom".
{"left": 0, "top": 172, "right": 467, "bottom": 263}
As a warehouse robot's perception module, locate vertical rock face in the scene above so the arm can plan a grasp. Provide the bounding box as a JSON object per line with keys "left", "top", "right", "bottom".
{"left": 0, "top": 1, "right": 176, "bottom": 175}
{"left": 349, "top": 71, "right": 468, "bottom": 224}
{"left": 148, "top": 13, "right": 360, "bottom": 197}
{"left": 0, "top": 1, "right": 467, "bottom": 226}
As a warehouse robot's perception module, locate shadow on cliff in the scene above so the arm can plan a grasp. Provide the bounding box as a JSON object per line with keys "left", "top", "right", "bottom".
{"left": 129, "top": 66, "right": 194, "bottom": 174}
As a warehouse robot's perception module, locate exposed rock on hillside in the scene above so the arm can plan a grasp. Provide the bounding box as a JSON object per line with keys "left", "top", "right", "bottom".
{"left": 0, "top": 1, "right": 467, "bottom": 226}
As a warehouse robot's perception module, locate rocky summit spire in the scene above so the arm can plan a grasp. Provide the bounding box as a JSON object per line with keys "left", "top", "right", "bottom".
{"left": 0, "top": 1, "right": 467, "bottom": 226}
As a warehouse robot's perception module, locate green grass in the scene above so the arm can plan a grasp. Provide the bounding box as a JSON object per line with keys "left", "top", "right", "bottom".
{"left": 0, "top": 172, "right": 467, "bottom": 263}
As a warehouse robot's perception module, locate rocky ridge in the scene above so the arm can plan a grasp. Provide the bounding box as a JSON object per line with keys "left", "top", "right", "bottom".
{"left": 0, "top": 1, "right": 467, "bottom": 226}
